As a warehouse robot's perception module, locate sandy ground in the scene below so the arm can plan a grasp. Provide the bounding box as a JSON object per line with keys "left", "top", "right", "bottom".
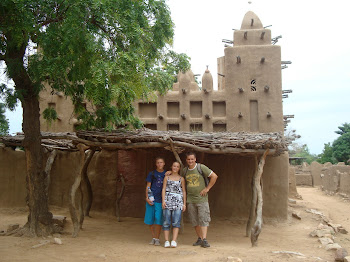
{"left": 0, "top": 187, "right": 349, "bottom": 262}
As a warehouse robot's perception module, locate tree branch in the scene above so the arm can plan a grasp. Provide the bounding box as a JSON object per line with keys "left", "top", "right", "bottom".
{"left": 39, "top": 4, "right": 70, "bottom": 27}
{"left": 90, "top": 17, "right": 118, "bottom": 47}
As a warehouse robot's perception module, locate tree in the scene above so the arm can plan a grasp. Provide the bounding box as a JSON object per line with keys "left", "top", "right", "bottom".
{"left": 0, "top": 103, "right": 9, "bottom": 135}
{"left": 289, "top": 143, "right": 318, "bottom": 164}
{"left": 332, "top": 123, "right": 350, "bottom": 164}
{"left": 335, "top": 123, "right": 350, "bottom": 136}
{"left": 0, "top": 0, "right": 190, "bottom": 236}
{"left": 317, "top": 142, "right": 336, "bottom": 164}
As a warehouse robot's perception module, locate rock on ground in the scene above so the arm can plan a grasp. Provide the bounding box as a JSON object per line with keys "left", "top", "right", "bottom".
{"left": 227, "top": 257, "right": 242, "bottom": 262}
{"left": 292, "top": 212, "right": 301, "bottom": 220}
{"left": 335, "top": 248, "right": 348, "bottom": 261}
{"left": 7, "top": 224, "right": 19, "bottom": 233}
{"left": 52, "top": 215, "right": 66, "bottom": 227}
{"left": 288, "top": 198, "right": 297, "bottom": 204}
{"left": 325, "top": 243, "right": 342, "bottom": 251}
{"left": 318, "top": 237, "right": 333, "bottom": 246}
{"left": 338, "top": 227, "right": 348, "bottom": 234}
{"left": 54, "top": 238, "right": 62, "bottom": 245}
{"left": 310, "top": 228, "right": 335, "bottom": 238}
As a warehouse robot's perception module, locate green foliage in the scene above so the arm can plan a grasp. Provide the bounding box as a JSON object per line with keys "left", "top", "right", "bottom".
{"left": 0, "top": 0, "right": 191, "bottom": 130}
{"left": 0, "top": 103, "right": 9, "bottom": 135}
{"left": 289, "top": 143, "right": 318, "bottom": 164}
{"left": 335, "top": 123, "right": 350, "bottom": 136}
{"left": 42, "top": 107, "right": 57, "bottom": 126}
{"left": 0, "top": 84, "right": 19, "bottom": 111}
{"left": 316, "top": 123, "right": 350, "bottom": 165}
{"left": 332, "top": 123, "right": 350, "bottom": 164}
{"left": 317, "top": 142, "right": 337, "bottom": 164}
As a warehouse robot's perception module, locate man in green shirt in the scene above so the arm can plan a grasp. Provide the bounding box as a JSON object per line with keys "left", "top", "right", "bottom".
{"left": 184, "top": 152, "right": 218, "bottom": 248}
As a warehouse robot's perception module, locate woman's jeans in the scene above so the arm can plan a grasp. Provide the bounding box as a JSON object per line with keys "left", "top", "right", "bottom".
{"left": 162, "top": 209, "right": 182, "bottom": 230}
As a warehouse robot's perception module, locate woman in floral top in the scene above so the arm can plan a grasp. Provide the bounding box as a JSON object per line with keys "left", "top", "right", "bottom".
{"left": 162, "top": 161, "right": 186, "bottom": 248}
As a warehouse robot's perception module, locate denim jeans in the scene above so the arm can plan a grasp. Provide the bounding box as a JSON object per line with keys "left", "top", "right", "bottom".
{"left": 162, "top": 209, "right": 182, "bottom": 231}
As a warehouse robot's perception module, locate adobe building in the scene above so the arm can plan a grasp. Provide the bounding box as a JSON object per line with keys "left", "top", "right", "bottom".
{"left": 1, "top": 11, "right": 291, "bottom": 224}
{"left": 310, "top": 161, "right": 350, "bottom": 194}
{"left": 39, "top": 11, "right": 289, "bottom": 134}
{"left": 136, "top": 12, "right": 284, "bottom": 133}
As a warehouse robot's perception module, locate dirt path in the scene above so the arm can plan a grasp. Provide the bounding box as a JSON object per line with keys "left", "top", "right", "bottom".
{"left": 297, "top": 187, "right": 350, "bottom": 251}
{"left": 0, "top": 187, "right": 349, "bottom": 262}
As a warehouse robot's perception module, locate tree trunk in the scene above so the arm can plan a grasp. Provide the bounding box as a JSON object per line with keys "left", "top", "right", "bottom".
{"left": 4, "top": 31, "right": 54, "bottom": 236}
{"left": 22, "top": 94, "right": 53, "bottom": 236}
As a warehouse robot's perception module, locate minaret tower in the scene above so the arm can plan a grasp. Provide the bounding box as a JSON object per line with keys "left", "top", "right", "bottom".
{"left": 218, "top": 11, "right": 284, "bottom": 132}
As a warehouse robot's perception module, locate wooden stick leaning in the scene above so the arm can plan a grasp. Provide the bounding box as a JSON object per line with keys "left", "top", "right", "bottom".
{"left": 82, "top": 148, "right": 96, "bottom": 217}
{"left": 44, "top": 149, "right": 57, "bottom": 199}
{"left": 69, "top": 144, "right": 90, "bottom": 238}
{"left": 250, "top": 149, "right": 269, "bottom": 247}
{"left": 246, "top": 155, "right": 258, "bottom": 237}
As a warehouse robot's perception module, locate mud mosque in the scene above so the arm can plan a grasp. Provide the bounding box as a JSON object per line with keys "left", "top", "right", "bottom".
{"left": 1, "top": 11, "right": 293, "bottom": 226}
{"left": 39, "top": 11, "right": 292, "bottom": 134}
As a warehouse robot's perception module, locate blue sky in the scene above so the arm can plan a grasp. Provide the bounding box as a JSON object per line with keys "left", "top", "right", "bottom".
{"left": 3, "top": 0, "right": 350, "bottom": 155}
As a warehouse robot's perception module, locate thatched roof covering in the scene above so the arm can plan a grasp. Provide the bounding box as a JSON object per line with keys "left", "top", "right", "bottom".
{"left": 0, "top": 128, "right": 289, "bottom": 155}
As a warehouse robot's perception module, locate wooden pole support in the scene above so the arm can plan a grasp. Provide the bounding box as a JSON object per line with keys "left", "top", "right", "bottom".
{"left": 246, "top": 156, "right": 258, "bottom": 237}
{"left": 69, "top": 144, "right": 87, "bottom": 237}
{"left": 250, "top": 149, "right": 269, "bottom": 247}
{"left": 82, "top": 148, "right": 96, "bottom": 217}
{"left": 44, "top": 149, "right": 57, "bottom": 199}
{"left": 69, "top": 144, "right": 91, "bottom": 237}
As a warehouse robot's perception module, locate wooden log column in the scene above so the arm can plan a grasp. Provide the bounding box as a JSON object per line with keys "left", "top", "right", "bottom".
{"left": 249, "top": 149, "right": 269, "bottom": 247}
{"left": 44, "top": 149, "right": 57, "bottom": 199}
{"left": 246, "top": 156, "right": 258, "bottom": 237}
{"left": 82, "top": 148, "right": 96, "bottom": 217}
{"left": 69, "top": 144, "right": 90, "bottom": 237}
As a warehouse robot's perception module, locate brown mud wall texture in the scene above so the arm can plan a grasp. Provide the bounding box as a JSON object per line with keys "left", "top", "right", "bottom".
{"left": 288, "top": 166, "right": 298, "bottom": 198}
{"left": 0, "top": 147, "right": 289, "bottom": 220}
{"left": 0, "top": 148, "right": 27, "bottom": 207}
{"left": 309, "top": 161, "right": 350, "bottom": 194}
